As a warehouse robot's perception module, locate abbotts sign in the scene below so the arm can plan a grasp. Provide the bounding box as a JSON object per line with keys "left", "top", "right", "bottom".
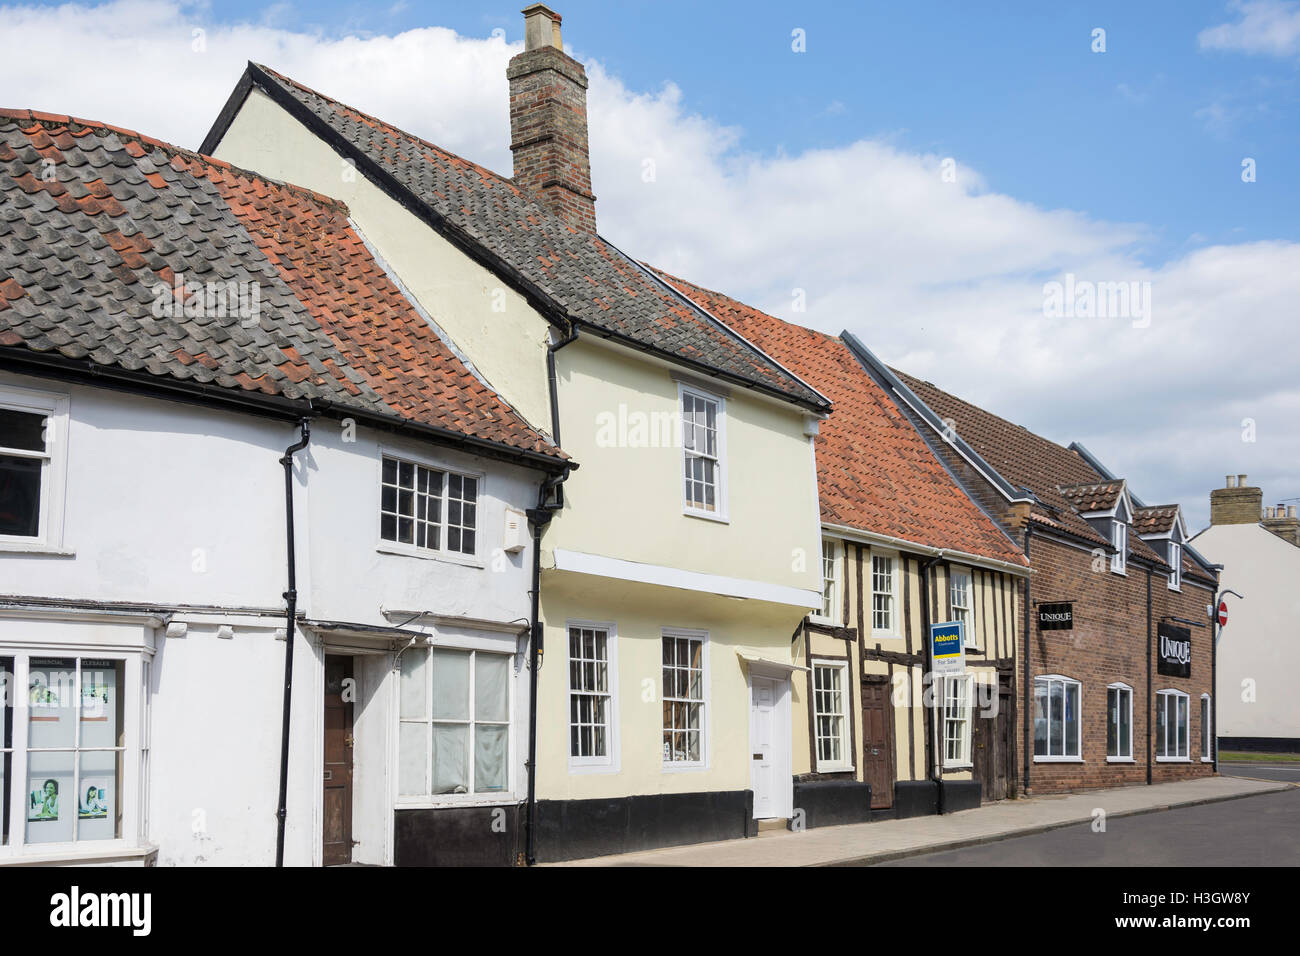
{"left": 1157, "top": 622, "right": 1192, "bottom": 678}
{"left": 1037, "top": 602, "right": 1073, "bottom": 630}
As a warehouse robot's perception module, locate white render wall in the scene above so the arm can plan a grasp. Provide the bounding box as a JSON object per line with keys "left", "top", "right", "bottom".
{"left": 0, "top": 369, "right": 542, "bottom": 865}
{"left": 1193, "top": 523, "right": 1300, "bottom": 743}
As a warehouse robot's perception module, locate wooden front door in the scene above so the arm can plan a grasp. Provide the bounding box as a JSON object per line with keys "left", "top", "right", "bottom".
{"left": 322, "top": 655, "right": 354, "bottom": 866}
{"left": 972, "top": 683, "right": 1012, "bottom": 802}
{"left": 860, "top": 678, "right": 895, "bottom": 809}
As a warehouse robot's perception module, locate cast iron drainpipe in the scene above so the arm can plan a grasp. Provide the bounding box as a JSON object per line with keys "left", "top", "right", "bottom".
{"left": 275, "top": 417, "right": 312, "bottom": 867}
{"left": 545, "top": 325, "right": 579, "bottom": 505}
{"left": 1146, "top": 567, "right": 1153, "bottom": 786}
{"left": 1021, "top": 526, "right": 1032, "bottom": 796}
{"left": 917, "top": 555, "right": 943, "bottom": 814}
{"left": 524, "top": 468, "right": 569, "bottom": 866}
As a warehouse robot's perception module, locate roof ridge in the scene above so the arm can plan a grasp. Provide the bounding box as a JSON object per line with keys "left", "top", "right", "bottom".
{"left": 0, "top": 107, "right": 351, "bottom": 214}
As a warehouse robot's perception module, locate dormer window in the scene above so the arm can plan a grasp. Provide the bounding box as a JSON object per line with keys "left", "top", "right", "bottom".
{"left": 1110, "top": 520, "right": 1127, "bottom": 574}
{"left": 1168, "top": 541, "right": 1181, "bottom": 590}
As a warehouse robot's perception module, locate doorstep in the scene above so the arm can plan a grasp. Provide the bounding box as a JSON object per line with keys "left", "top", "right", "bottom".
{"left": 548, "top": 776, "right": 1290, "bottom": 867}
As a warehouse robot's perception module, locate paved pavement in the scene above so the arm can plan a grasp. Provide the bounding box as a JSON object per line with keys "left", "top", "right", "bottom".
{"left": 552, "top": 775, "right": 1290, "bottom": 867}
{"left": 871, "top": 786, "right": 1300, "bottom": 866}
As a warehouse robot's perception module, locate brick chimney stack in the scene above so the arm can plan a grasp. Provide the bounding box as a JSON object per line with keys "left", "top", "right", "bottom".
{"left": 507, "top": 4, "right": 597, "bottom": 234}
{"left": 1210, "top": 474, "right": 1262, "bottom": 525}
{"left": 1262, "top": 501, "right": 1300, "bottom": 547}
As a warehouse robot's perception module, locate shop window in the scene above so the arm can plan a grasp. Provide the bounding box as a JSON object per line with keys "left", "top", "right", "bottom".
{"left": 398, "top": 648, "right": 511, "bottom": 798}
{"left": 1107, "top": 683, "right": 1133, "bottom": 760}
{"left": 1033, "top": 675, "right": 1082, "bottom": 760}
{"left": 813, "top": 661, "right": 850, "bottom": 771}
{"left": 23, "top": 658, "right": 125, "bottom": 845}
{"left": 1200, "top": 694, "right": 1212, "bottom": 762}
{"left": 1155, "top": 689, "right": 1190, "bottom": 761}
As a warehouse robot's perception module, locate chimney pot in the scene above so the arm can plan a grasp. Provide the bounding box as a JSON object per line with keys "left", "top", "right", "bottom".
{"left": 1290, "top": 506, "right": 1297, "bottom": 519}
{"left": 522, "top": 3, "right": 562, "bottom": 51}
{"left": 1238, "top": 474, "right": 1248, "bottom": 486}
{"left": 1226, "top": 475, "right": 1236, "bottom": 488}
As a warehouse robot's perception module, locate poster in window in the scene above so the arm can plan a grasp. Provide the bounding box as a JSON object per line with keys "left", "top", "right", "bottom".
{"left": 78, "top": 781, "right": 109, "bottom": 819}
{"left": 28, "top": 778, "right": 60, "bottom": 822}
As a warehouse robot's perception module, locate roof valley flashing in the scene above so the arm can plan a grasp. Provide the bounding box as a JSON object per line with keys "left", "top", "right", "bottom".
{"left": 198, "top": 61, "right": 829, "bottom": 416}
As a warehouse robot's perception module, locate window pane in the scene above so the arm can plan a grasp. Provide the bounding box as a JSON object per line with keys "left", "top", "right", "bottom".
{"left": 1064, "top": 683, "right": 1079, "bottom": 756}
{"left": 1049, "top": 681, "right": 1064, "bottom": 756}
{"left": 28, "top": 658, "right": 77, "bottom": 749}
{"left": 0, "top": 455, "right": 42, "bottom": 537}
{"left": 1033, "top": 681, "right": 1048, "bottom": 756}
{"left": 431, "top": 724, "right": 468, "bottom": 794}
{"left": 399, "top": 648, "right": 427, "bottom": 719}
{"left": 1119, "top": 690, "right": 1131, "bottom": 757}
{"left": 0, "top": 407, "right": 47, "bottom": 451}
{"left": 1177, "top": 696, "right": 1188, "bottom": 756}
{"left": 76, "top": 750, "right": 121, "bottom": 841}
{"left": 1107, "top": 689, "right": 1118, "bottom": 756}
{"left": 1, "top": 657, "right": 10, "bottom": 847}
{"left": 431, "top": 649, "right": 469, "bottom": 720}
{"left": 474, "top": 654, "right": 509, "bottom": 723}
{"left": 1156, "top": 695, "right": 1167, "bottom": 757}
{"left": 475, "top": 724, "right": 508, "bottom": 792}
{"left": 26, "top": 750, "right": 73, "bottom": 843}
{"left": 79, "top": 660, "right": 123, "bottom": 749}
{"left": 398, "top": 722, "right": 428, "bottom": 795}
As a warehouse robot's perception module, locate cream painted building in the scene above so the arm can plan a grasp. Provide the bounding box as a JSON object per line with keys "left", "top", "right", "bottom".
{"left": 203, "top": 4, "right": 830, "bottom": 861}
{"left": 1193, "top": 476, "right": 1300, "bottom": 752}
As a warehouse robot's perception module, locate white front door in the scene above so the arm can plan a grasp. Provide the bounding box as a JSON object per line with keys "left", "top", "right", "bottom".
{"left": 750, "top": 677, "right": 779, "bottom": 818}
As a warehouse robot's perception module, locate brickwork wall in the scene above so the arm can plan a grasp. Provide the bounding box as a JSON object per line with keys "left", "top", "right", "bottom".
{"left": 1023, "top": 533, "right": 1215, "bottom": 793}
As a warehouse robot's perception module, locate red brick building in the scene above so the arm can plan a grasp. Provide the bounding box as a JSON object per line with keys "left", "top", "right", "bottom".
{"left": 846, "top": 349, "right": 1218, "bottom": 794}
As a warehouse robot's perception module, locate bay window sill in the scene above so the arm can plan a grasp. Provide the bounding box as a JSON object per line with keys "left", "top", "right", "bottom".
{"left": 0, "top": 843, "right": 157, "bottom": 867}
{"left": 0, "top": 541, "right": 75, "bottom": 556}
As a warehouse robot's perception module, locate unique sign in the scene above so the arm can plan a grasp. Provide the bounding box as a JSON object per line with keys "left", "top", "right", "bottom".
{"left": 1217, "top": 601, "right": 1229, "bottom": 627}
{"left": 930, "top": 621, "right": 965, "bottom": 675}
{"left": 1038, "top": 602, "right": 1074, "bottom": 630}
{"left": 1157, "top": 622, "right": 1192, "bottom": 678}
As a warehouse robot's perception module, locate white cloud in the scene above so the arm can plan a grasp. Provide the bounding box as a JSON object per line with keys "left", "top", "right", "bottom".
{"left": 1199, "top": 0, "right": 1300, "bottom": 58}
{"left": 2, "top": 0, "right": 1297, "bottom": 526}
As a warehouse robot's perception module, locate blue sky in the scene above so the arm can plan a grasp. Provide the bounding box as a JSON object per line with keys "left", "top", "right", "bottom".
{"left": 4, "top": 0, "right": 1299, "bottom": 523}
{"left": 178, "top": 0, "right": 1299, "bottom": 267}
